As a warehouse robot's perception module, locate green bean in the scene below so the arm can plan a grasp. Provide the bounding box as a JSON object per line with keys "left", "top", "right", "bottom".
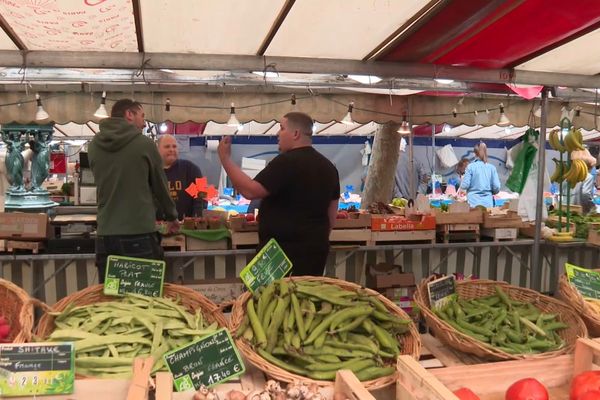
{"left": 257, "top": 348, "right": 308, "bottom": 375}
{"left": 355, "top": 366, "right": 396, "bottom": 381}
{"left": 247, "top": 298, "right": 267, "bottom": 348}
{"left": 260, "top": 298, "right": 278, "bottom": 333}
{"left": 455, "top": 318, "right": 494, "bottom": 337}
{"left": 494, "top": 286, "right": 512, "bottom": 309}
{"left": 542, "top": 321, "right": 568, "bottom": 331}
{"left": 291, "top": 293, "right": 307, "bottom": 341}
{"left": 519, "top": 317, "right": 547, "bottom": 337}
{"left": 305, "top": 358, "right": 375, "bottom": 372}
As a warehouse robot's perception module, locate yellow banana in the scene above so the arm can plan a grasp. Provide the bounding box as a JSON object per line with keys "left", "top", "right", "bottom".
{"left": 565, "top": 130, "right": 584, "bottom": 152}
{"left": 577, "top": 159, "right": 589, "bottom": 182}
{"left": 550, "top": 159, "right": 565, "bottom": 183}
{"left": 549, "top": 130, "right": 566, "bottom": 152}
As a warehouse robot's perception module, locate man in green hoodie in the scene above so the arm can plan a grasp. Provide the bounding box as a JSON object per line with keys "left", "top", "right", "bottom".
{"left": 89, "top": 99, "right": 179, "bottom": 283}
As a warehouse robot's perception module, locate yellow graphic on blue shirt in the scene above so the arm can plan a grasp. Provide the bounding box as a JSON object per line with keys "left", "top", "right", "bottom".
{"left": 168, "top": 180, "right": 183, "bottom": 201}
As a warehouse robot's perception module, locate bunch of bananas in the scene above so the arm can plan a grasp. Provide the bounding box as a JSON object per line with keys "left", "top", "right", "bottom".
{"left": 550, "top": 158, "right": 567, "bottom": 183}
{"left": 564, "top": 129, "right": 585, "bottom": 152}
{"left": 548, "top": 129, "right": 566, "bottom": 153}
{"left": 585, "top": 298, "right": 600, "bottom": 314}
{"left": 562, "top": 159, "right": 589, "bottom": 188}
{"left": 549, "top": 128, "right": 585, "bottom": 153}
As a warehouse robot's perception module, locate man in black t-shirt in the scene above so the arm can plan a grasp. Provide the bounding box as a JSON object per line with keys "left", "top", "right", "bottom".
{"left": 157, "top": 134, "right": 205, "bottom": 219}
{"left": 218, "top": 112, "right": 340, "bottom": 276}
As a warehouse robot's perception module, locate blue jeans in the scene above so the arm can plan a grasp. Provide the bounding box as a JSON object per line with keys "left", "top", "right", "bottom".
{"left": 95, "top": 232, "right": 164, "bottom": 283}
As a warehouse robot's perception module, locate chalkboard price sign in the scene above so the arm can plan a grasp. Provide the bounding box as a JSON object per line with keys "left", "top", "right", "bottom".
{"left": 0, "top": 343, "right": 74, "bottom": 397}
{"left": 240, "top": 239, "right": 292, "bottom": 293}
{"left": 163, "top": 328, "right": 245, "bottom": 391}
{"left": 104, "top": 255, "right": 165, "bottom": 297}
{"left": 565, "top": 263, "right": 600, "bottom": 299}
{"left": 427, "top": 275, "right": 457, "bottom": 310}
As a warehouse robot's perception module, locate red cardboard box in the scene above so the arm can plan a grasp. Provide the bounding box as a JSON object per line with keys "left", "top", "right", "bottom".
{"left": 371, "top": 214, "right": 436, "bottom": 231}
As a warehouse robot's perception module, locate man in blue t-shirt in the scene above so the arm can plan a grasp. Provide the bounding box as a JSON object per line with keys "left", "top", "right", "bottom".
{"left": 157, "top": 134, "right": 205, "bottom": 219}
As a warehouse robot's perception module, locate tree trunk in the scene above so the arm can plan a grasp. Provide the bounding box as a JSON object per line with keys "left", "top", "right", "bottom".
{"left": 361, "top": 123, "right": 400, "bottom": 208}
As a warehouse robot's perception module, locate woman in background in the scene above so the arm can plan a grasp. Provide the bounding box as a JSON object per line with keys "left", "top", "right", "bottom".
{"left": 459, "top": 143, "right": 500, "bottom": 208}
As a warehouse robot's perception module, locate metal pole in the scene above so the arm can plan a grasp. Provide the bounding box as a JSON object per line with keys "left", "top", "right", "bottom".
{"left": 409, "top": 124, "right": 415, "bottom": 199}
{"left": 432, "top": 124, "right": 436, "bottom": 194}
{"left": 531, "top": 88, "right": 549, "bottom": 291}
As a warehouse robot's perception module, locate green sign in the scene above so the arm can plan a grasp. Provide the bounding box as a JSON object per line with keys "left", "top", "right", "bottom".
{"left": 104, "top": 255, "right": 165, "bottom": 297}
{"left": 427, "top": 275, "right": 457, "bottom": 310}
{"left": 163, "top": 328, "right": 245, "bottom": 391}
{"left": 240, "top": 238, "right": 292, "bottom": 293}
{"left": 0, "top": 343, "right": 74, "bottom": 397}
{"left": 565, "top": 263, "right": 600, "bottom": 299}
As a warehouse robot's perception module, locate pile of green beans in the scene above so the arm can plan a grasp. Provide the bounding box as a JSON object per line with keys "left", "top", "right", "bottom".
{"left": 44, "top": 293, "right": 219, "bottom": 378}
{"left": 434, "top": 285, "right": 568, "bottom": 354}
{"left": 237, "top": 279, "right": 411, "bottom": 381}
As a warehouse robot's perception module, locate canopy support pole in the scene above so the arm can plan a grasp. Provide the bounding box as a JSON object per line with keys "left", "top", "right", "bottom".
{"left": 531, "top": 88, "right": 549, "bottom": 291}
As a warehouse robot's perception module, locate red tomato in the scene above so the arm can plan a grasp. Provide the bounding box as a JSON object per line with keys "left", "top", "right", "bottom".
{"left": 453, "top": 387, "right": 480, "bottom": 400}
{"left": 505, "top": 378, "right": 548, "bottom": 400}
{"left": 571, "top": 371, "right": 600, "bottom": 400}
{"left": 577, "top": 391, "right": 600, "bottom": 400}
{"left": 0, "top": 324, "right": 10, "bottom": 339}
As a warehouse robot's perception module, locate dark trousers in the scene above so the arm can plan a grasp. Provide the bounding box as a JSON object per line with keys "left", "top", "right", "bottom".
{"left": 95, "top": 232, "right": 164, "bottom": 283}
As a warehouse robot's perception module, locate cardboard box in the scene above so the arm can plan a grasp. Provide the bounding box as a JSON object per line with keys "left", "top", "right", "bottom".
{"left": 184, "top": 278, "right": 245, "bottom": 306}
{"left": 366, "top": 263, "right": 417, "bottom": 316}
{"left": 371, "top": 214, "right": 436, "bottom": 231}
{"left": 0, "top": 212, "right": 49, "bottom": 240}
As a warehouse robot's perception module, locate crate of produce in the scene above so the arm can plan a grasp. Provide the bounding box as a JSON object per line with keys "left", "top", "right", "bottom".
{"left": 0, "top": 278, "right": 33, "bottom": 343}
{"left": 557, "top": 271, "right": 600, "bottom": 337}
{"left": 36, "top": 283, "right": 227, "bottom": 378}
{"left": 228, "top": 214, "right": 259, "bottom": 232}
{"left": 482, "top": 210, "right": 523, "bottom": 229}
{"left": 413, "top": 276, "right": 587, "bottom": 361}
{"left": 434, "top": 203, "right": 483, "bottom": 225}
{"left": 371, "top": 214, "right": 436, "bottom": 232}
{"left": 332, "top": 211, "right": 372, "bottom": 229}
{"left": 229, "top": 276, "right": 421, "bottom": 390}
{"left": 396, "top": 337, "right": 600, "bottom": 400}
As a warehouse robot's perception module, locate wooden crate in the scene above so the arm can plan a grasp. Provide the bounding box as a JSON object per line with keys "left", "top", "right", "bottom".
{"left": 330, "top": 228, "right": 372, "bottom": 244}
{"left": 185, "top": 237, "right": 229, "bottom": 250}
{"left": 483, "top": 211, "right": 523, "bottom": 229}
{"left": 228, "top": 216, "right": 259, "bottom": 232}
{"left": 160, "top": 234, "right": 186, "bottom": 251}
{"left": 434, "top": 205, "right": 483, "bottom": 225}
{"left": 230, "top": 230, "right": 259, "bottom": 248}
{"left": 480, "top": 227, "right": 517, "bottom": 241}
{"left": 371, "top": 230, "right": 435, "bottom": 244}
{"left": 436, "top": 223, "right": 480, "bottom": 243}
{"left": 333, "top": 212, "right": 372, "bottom": 229}
{"left": 5, "top": 240, "right": 45, "bottom": 254}
{"left": 588, "top": 228, "right": 600, "bottom": 247}
{"left": 396, "top": 337, "right": 600, "bottom": 400}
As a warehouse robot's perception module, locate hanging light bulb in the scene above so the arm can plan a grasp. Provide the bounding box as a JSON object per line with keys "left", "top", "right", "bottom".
{"left": 575, "top": 106, "right": 581, "bottom": 117}
{"left": 497, "top": 103, "right": 510, "bottom": 126}
{"left": 291, "top": 94, "right": 296, "bottom": 108}
{"left": 165, "top": 98, "right": 171, "bottom": 112}
{"left": 35, "top": 93, "right": 49, "bottom": 121}
{"left": 443, "top": 124, "right": 452, "bottom": 133}
{"left": 159, "top": 122, "right": 168, "bottom": 133}
{"left": 93, "top": 91, "right": 108, "bottom": 119}
{"left": 227, "top": 102, "right": 240, "bottom": 127}
{"left": 397, "top": 115, "right": 410, "bottom": 135}
{"left": 452, "top": 108, "right": 457, "bottom": 118}
{"left": 341, "top": 102, "right": 355, "bottom": 125}
{"left": 533, "top": 102, "right": 542, "bottom": 118}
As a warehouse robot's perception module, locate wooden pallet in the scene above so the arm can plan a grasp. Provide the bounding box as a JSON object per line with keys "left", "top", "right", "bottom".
{"left": 5, "top": 240, "right": 45, "bottom": 254}
{"left": 370, "top": 230, "right": 436, "bottom": 244}
{"left": 436, "top": 223, "right": 480, "bottom": 243}
{"left": 480, "top": 227, "right": 517, "bottom": 241}
{"left": 230, "top": 230, "right": 259, "bottom": 249}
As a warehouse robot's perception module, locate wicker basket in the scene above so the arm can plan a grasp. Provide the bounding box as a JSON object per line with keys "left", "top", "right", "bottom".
{"left": 229, "top": 276, "right": 421, "bottom": 390}
{"left": 414, "top": 276, "right": 587, "bottom": 361}
{"left": 0, "top": 278, "right": 33, "bottom": 343}
{"left": 36, "top": 283, "right": 227, "bottom": 339}
{"left": 557, "top": 272, "right": 600, "bottom": 337}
